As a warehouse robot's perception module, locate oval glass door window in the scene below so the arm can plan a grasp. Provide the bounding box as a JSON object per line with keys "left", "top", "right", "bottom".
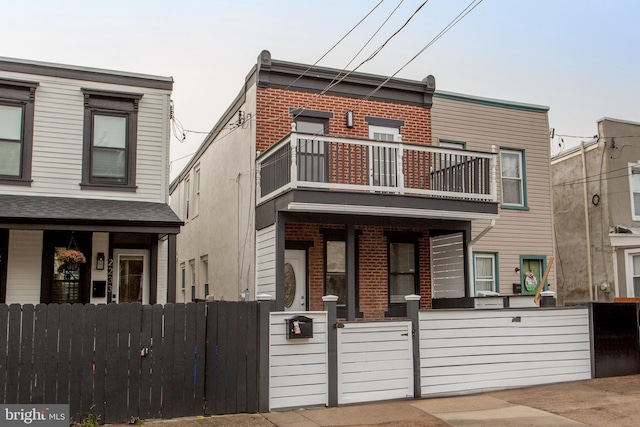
{"left": 284, "top": 262, "right": 296, "bottom": 308}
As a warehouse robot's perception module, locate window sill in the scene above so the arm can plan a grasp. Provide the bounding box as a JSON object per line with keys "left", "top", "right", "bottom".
{"left": 500, "top": 204, "right": 529, "bottom": 211}
{"left": 80, "top": 182, "right": 137, "bottom": 192}
{"left": 384, "top": 305, "right": 407, "bottom": 318}
{"left": 0, "top": 177, "right": 32, "bottom": 186}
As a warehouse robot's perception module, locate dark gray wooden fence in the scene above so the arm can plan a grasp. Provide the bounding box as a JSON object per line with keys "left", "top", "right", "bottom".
{"left": 0, "top": 301, "right": 259, "bottom": 424}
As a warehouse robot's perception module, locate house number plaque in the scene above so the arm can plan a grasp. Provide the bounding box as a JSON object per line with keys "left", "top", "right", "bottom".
{"left": 107, "top": 258, "right": 114, "bottom": 302}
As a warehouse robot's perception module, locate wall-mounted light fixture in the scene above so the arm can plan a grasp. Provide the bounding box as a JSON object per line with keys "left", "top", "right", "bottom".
{"left": 346, "top": 110, "right": 354, "bottom": 128}
{"left": 96, "top": 252, "right": 105, "bottom": 270}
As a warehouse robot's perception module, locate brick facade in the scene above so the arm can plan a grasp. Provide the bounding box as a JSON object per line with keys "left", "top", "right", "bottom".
{"left": 285, "top": 223, "right": 432, "bottom": 320}
{"left": 266, "top": 86, "right": 435, "bottom": 320}
{"left": 255, "top": 88, "right": 432, "bottom": 153}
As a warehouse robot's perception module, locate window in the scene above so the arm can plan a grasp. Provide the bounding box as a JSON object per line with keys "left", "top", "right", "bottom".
{"left": 325, "top": 241, "right": 346, "bottom": 305}
{"left": 385, "top": 231, "right": 420, "bottom": 316}
{"left": 474, "top": 253, "right": 497, "bottom": 295}
{"left": 520, "top": 255, "right": 546, "bottom": 295}
{"left": 291, "top": 109, "right": 332, "bottom": 183}
{"left": 296, "top": 118, "right": 327, "bottom": 182}
{"left": 201, "top": 255, "right": 209, "bottom": 297}
{"left": 82, "top": 89, "right": 142, "bottom": 190}
{"left": 500, "top": 149, "right": 526, "bottom": 208}
{"left": 368, "top": 123, "right": 401, "bottom": 187}
{"left": 194, "top": 167, "right": 201, "bottom": 217}
{"left": 626, "top": 251, "right": 640, "bottom": 297}
{"left": 189, "top": 260, "right": 196, "bottom": 302}
{"left": 180, "top": 263, "right": 186, "bottom": 292}
{"left": 184, "top": 177, "right": 190, "bottom": 220}
{"left": 629, "top": 164, "right": 640, "bottom": 220}
{"left": 0, "top": 79, "right": 37, "bottom": 184}
{"left": 322, "top": 229, "right": 360, "bottom": 318}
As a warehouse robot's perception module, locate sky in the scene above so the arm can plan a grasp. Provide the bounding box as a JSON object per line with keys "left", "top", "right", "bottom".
{"left": 2, "top": 0, "right": 639, "bottom": 180}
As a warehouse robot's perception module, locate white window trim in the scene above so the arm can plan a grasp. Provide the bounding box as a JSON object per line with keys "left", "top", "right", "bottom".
{"left": 500, "top": 149, "right": 525, "bottom": 207}
{"left": 628, "top": 163, "right": 640, "bottom": 221}
{"left": 624, "top": 248, "right": 640, "bottom": 297}
{"left": 194, "top": 167, "right": 201, "bottom": 217}
{"left": 473, "top": 252, "right": 497, "bottom": 296}
{"left": 184, "top": 177, "right": 190, "bottom": 220}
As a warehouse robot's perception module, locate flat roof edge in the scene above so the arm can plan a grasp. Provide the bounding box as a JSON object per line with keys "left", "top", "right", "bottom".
{"left": 434, "top": 90, "right": 549, "bottom": 113}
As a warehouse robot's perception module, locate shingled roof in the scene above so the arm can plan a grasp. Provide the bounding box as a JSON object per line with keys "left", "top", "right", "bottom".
{"left": 0, "top": 194, "right": 182, "bottom": 232}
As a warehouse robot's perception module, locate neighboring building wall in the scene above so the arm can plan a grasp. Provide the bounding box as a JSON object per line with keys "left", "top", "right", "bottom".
{"left": 431, "top": 93, "right": 556, "bottom": 296}
{"left": 255, "top": 88, "right": 432, "bottom": 152}
{"left": 171, "top": 88, "right": 257, "bottom": 302}
{"left": 0, "top": 68, "right": 171, "bottom": 203}
{"left": 552, "top": 118, "right": 640, "bottom": 302}
{"left": 551, "top": 142, "right": 606, "bottom": 303}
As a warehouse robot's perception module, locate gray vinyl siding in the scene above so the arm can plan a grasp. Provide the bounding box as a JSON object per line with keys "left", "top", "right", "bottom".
{"left": 432, "top": 95, "right": 556, "bottom": 294}
{"left": 0, "top": 70, "right": 171, "bottom": 202}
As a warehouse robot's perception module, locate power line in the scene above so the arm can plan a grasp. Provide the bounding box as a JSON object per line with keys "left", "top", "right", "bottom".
{"left": 353, "top": 0, "right": 484, "bottom": 109}
{"left": 284, "top": 0, "right": 429, "bottom": 125}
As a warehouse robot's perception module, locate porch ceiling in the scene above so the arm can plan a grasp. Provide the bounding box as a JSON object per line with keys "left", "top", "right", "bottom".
{"left": 257, "top": 189, "right": 498, "bottom": 227}
{"left": 0, "top": 194, "right": 183, "bottom": 233}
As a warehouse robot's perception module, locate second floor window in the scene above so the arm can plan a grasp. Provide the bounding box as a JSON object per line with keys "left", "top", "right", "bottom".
{"left": 82, "top": 89, "right": 142, "bottom": 190}
{"left": 629, "top": 164, "right": 640, "bottom": 220}
{"left": 0, "top": 79, "right": 37, "bottom": 184}
{"left": 500, "top": 149, "right": 526, "bottom": 208}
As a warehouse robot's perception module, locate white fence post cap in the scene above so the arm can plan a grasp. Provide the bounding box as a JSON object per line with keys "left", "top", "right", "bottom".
{"left": 256, "top": 293, "right": 273, "bottom": 301}
{"left": 405, "top": 294, "right": 421, "bottom": 301}
{"left": 322, "top": 295, "right": 339, "bottom": 302}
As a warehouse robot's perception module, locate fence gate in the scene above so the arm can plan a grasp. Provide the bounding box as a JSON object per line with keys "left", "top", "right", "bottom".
{"left": 337, "top": 321, "right": 413, "bottom": 405}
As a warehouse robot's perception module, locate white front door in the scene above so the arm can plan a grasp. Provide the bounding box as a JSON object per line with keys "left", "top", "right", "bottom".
{"left": 114, "top": 249, "right": 149, "bottom": 304}
{"left": 284, "top": 250, "right": 306, "bottom": 311}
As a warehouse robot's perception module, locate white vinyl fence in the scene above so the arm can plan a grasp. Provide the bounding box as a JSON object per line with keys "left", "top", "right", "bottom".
{"left": 419, "top": 308, "right": 591, "bottom": 397}
{"left": 337, "top": 321, "right": 414, "bottom": 404}
{"left": 269, "top": 311, "right": 328, "bottom": 410}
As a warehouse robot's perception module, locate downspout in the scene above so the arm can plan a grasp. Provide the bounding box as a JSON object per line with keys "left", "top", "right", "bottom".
{"left": 467, "top": 219, "right": 496, "bottom": 296}
{"left": 581, "top": 141, "right": 594, "bottom": 300}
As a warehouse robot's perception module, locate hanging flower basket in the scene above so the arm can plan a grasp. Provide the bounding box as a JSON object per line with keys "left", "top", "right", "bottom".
{"left": 58, "top": 249, "right": 86, "bottom": 271}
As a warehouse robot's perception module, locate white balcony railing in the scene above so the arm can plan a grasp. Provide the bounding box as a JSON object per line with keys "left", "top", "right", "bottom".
{"left": 257, "top": 132, "right": 497, "bottom": 205}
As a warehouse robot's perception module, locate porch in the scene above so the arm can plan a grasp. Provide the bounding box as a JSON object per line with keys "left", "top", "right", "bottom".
{"left": 257, "top": 131, "right": 498, "bottom": 205}
{"left": 255, "top": 133, "right": 500, "bottom": 319}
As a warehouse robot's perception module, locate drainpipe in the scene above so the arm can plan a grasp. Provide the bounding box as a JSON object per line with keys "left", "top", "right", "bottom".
{"left": 581, "top": 141, "right": 594, "bottom": 300}
{"left": 467, "top": 220, "right": 496, "bottom": 296}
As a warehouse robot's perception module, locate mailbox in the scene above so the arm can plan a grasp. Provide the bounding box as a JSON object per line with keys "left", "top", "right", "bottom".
{"left": 286, "top": 315, "right": 313, "bottom": 339}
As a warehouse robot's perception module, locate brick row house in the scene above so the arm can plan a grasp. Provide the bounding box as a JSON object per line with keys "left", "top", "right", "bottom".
{"left": 170, "top": 50, "right": 555, "bottom": 318}
{"left": 0, "top": 57, "right": 182, "bottom": 305}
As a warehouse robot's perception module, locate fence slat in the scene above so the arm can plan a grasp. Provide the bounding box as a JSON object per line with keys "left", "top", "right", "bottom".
{"left": 236, "top": 303, "right": 248, "bottom": 413}
{"left": 214, "top": 302, "right": 228, "bottom": 415}
{"left": 18, "top": 304, "right": 34, "bottom": 404}
{"left": 204, "top": 302, "right": 218, "bottom": 415}
{"left": 44, "top": 304, "right": 60, "bottom": 405}
{"left": 149, "top": 304, "right": 164, "bottom": 419}
{"left": 31, "top": 305, "right": 47, "bottom": 404}
{"left": 57, "top": 304, "right": 72, "bottom": 405}
{"left": 246, "top": 302, "right": 259, "bottom": 413}
{"left": 173, "top": 303, "right": 187, "bottom": 417}
{"left": 184, "top": 303, "right": 197, "bottom": 415}
{"left": 105, "top": 304, "right": 128, "bottom": 423}
{"left": 127, "top": 303, "right": 142, "bottom": 421}
{"left": 162, "top": 304, "right": 175, "bottom": 419}
{"left": 194, "top": 302, "right": 206, "bottom": 414}
{"left": 139, "top": 305, "right": 153, "bottom": 419}
{"left": 80, "top": 305, "right": 96, "bottom": 419}
{"left": 6, "top": 304, "right": 21, "bottom": 404}
{"left": 0, "top": 304, "right": 9, "bottom": 403}
{"left": 226, "top": 302, "right": 239, "bottom": 414}
{"left": 93, "top": 304, "right": 107, "bottom": 421}
{"left": 69, "top": 304, "right": 83, "bottom": 421}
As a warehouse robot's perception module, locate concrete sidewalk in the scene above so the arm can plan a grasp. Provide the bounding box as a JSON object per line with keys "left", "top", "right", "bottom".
{"left": 139, "top": 375, "right": 640, "bottom": 427}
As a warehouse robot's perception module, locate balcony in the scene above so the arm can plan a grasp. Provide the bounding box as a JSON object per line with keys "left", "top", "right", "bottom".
{"left": 257, "top": 132, "right": 497, "bottom": 207}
